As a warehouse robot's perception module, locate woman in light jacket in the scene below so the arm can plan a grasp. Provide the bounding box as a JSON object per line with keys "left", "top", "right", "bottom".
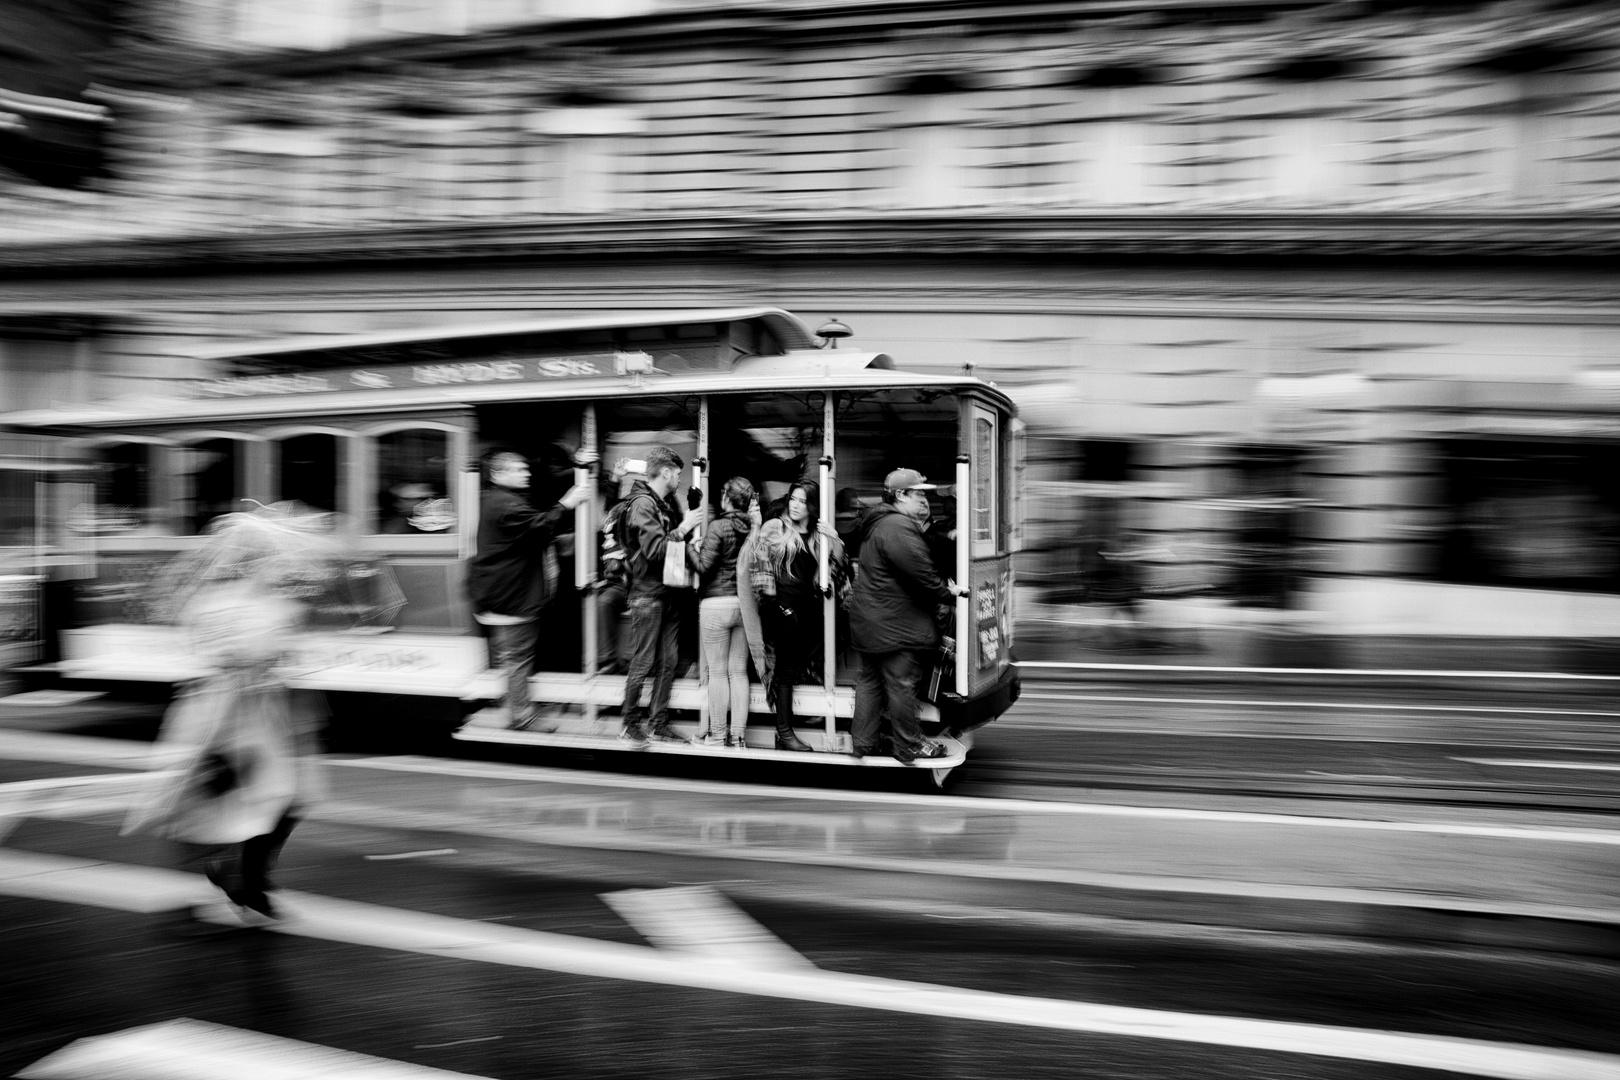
{"left": 752, "top": 480, "right": 846, "bottom": 752}
{"left": 688, "top": 476, "right": 760, "bottom": 747}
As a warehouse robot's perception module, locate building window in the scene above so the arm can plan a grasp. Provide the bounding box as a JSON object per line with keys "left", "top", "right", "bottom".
{"left": 889, "top": 88, "right": 977, "bottom": 208}
{"left": 231, "top": 0, "right": 352, "bottom": 49}
{"left": 375, "top": 429, "right": 455, "bottom": 534}
{"left": 1436, "top": 440, "right": 1620, "bottom": 592}
{"left": 219, "top": 123, "right": 341, "bottom": 224}
{"left": 523, "top": 106, "right": 643, "bottom": 213}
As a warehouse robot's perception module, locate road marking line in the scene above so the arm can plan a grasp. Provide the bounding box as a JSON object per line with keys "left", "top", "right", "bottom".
{"left": 17, "top": 1018, "right": 486, "bottom": 1079}
{"left": 603, "top": 886, "right": 814, "bottom": 969}
{"left": 365, "top": 849, "right": 459, "bottom": 861}
{"left": 4, "top": 851, "right": 1618, "bottom": 1080}
{"left": 1020, "top": 692, "right": 1620, "bottom": 719}
{"left": 0, "top": 690, "right": 108, "bottom": 707}
{"left": 333, "top": 755, "right": 1620, "bottom": 846}
{"left": 1455, "top": 758, "right": 1620, "bottom": 773}
{"left": 1017, "top": 661, "right": 1620, "bottom": 681}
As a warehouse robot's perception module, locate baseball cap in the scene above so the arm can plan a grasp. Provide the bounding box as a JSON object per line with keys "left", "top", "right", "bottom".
{"left": 884, "top": 468, "right": 936, "bottom": 494}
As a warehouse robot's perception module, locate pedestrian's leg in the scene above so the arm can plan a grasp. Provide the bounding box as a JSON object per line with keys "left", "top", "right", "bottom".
{"left": 851, "top": 651, "right": 886, "bottom": 754}
{"left": 622, "top": 596, "right": 660, "bottom": 739}
{"left": 647, "top": 597, "right": 681, "bottom": 739}
{"left": 242, "top": 810, "right": 299, "bottom": 895}
{"left": 880, "top": 649, "right": 930, "bottom": 761}
{"left": 238, "top": 810, "right": 298, "bottom": 918}
{"left": 698, "top": 598, "right": 729, "bottom": 741}
{"left": 725, "top": 610, "right": 751, "bottom": 747}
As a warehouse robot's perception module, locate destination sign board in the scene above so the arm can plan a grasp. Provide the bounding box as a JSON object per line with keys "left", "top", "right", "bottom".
{"left": 194, "top": 352, "right": 657, "bottom": 399}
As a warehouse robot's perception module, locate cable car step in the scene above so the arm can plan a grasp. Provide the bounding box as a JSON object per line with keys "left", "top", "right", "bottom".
{"left": 520, "top": 672, "right": 941, "bottom": 724}
{"left": 452, "top": 723, "right": 967, "bottom": 768}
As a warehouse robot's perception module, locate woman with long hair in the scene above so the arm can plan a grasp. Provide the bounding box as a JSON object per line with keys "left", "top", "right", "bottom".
{"left": 751, "top": 480, "right": 846, "bottom": 751}
{"left": 688, "top": 476, "right": 760, "bottom": 747}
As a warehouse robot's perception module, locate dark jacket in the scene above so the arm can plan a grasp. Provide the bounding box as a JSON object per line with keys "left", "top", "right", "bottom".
{"left": 468, "top": 486, "right": 566, "bottom": 619}
{"left": 688, "top": 508, "right": 752, "bottom": 601}
{"left": 847, "top": 503, "right": 954, "bottom": 653}
{"left": 620, "top": 479, "right": 682, "bottom": 600}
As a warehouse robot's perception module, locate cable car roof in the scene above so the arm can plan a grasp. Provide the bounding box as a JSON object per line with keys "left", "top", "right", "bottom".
{"left": 0, "top": 352, "right": 1014, "bottom": 431}
{"left": 184, "top": 307, "right": 821, "bottom": 361}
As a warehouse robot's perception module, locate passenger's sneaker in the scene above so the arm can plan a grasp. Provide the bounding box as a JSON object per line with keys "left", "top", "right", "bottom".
{"left": 648, "top": 721, "right": 686, "bottom": 744}
{"left": 893, "top": 740, "right": 946, "bottom": 765}
{"left": 619, "top": 724, "right": 650, "bottom": 748}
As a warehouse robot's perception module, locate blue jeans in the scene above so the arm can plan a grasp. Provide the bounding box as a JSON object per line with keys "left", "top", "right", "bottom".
{"left": 487, "top": 619, "right": 539, "bottom": 723}
{"left": 852, "top": 648, "right": 925, "bottom": 755}
{"left": 623, "top": 594, "right": 679, "bottom": 730}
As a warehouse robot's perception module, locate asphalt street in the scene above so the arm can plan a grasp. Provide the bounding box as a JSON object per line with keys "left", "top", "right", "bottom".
{"left": 4, "top": 674, "right": 1620, "bottom": 1079}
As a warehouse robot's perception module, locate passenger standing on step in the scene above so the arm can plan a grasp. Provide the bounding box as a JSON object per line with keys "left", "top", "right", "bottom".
{"left": 847, "top": 468, "right": 962, "bottom": 763}
{"left": 753, "top": 480, "right": 846, "bottom": 752}
{"left": 689, "top": 476, "right": 760, "bottom": 747}
{"left": 618, "top": 445, "right": 705, "bottom": 746}
{"left": 468, "top": 447, "right": 593, "bottom": 731}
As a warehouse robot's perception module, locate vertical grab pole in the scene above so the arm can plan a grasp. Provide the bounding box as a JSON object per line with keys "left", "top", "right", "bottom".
{"left": 820, "top": 390, "right": 838, "bottom": 750}
{"left": 695, "top": 397, "right": 710, "bottom": 736}
{"left": 955, "top": 453, "right": 971, "bottom": 699}
{"left": 579, "top": 405, "right": 599, "bottom": 724}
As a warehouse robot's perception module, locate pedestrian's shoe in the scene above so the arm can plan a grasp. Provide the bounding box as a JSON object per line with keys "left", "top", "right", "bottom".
{"left": 648, "top": 721, "right": 686, "bottom": 743}
{"left": 619, "top": 723, "right": 650, "bottom": 748}
{"left": 774, "top": 723, "right": 813, "bottom": 752}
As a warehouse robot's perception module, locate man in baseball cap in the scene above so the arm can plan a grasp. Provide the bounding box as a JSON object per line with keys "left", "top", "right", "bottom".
{"left": 883, "top": 468, "right": 936, "bottom": 495}
{"left": 845, "top": 466, "right": 960, "bottom": 763}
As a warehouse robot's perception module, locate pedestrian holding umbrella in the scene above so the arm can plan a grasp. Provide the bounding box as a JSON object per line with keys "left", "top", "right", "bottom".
{"left": 125, "top": 502, "right": 403, "bottom": 924}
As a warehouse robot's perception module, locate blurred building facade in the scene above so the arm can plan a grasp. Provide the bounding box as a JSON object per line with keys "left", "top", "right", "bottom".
{"left": 5, "top": 0, "right": 1620, "bottom": 647}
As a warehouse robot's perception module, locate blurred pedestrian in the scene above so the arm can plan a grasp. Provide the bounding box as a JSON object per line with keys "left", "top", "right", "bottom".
{"left": 468, "top": 447, "right": 593, "bottom": 730}
{"left": 689, "top": 476, "right": 760, "bottom": 747}
{"left": 847, "top": 469, "right": 962, "bottom": 763}
{"left": 126, "top": 505, "right": 400, "bottom": 922}
{"left": 618, "top": 445, "right": 704, "bottom": 746}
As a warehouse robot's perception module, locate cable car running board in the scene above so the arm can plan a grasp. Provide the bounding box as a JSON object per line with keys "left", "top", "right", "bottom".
{"left": 452, "top": 724, "right": 968, "bottom": 769}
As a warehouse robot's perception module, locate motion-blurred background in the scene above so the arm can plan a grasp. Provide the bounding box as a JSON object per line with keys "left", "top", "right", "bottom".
{"left": 6, "top": 0, "right": 1620, "bottom": 671}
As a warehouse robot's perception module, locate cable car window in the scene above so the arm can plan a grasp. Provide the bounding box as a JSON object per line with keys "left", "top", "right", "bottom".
{"left": 86, "top": 442, "right": 154, "bottom": 535}
{"left": 279, "top": 433, "right": 339, "bottom": 511}
{"left": 177, "top": 439, "right": 239, "bottom": 535}
{"left": 376, "top": 428, "right": 454, "bottom": 534}
{"left": 830, "top": 389, "right": 958, "bottom": 573}
{"left": 971, "top": 407, "right": 998, "bottom": 555}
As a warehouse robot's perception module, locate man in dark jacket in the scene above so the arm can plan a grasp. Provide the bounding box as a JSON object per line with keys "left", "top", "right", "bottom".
{"left": 618, "top": 445, "right": 704, "bottom": 746}
{"left": 468, "top": 447, "right": 592, "bottom": 730}
{"left": 846, "top": 468, "right": 962, "bottom": 762}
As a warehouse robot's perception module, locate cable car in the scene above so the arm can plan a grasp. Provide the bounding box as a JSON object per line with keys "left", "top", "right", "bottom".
{"left": 1, "top": 309, "right": 1021, "bottom": 786}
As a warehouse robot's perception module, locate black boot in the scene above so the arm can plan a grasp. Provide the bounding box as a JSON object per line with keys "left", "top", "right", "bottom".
{"left": 775, "top": 721, "right": 812, "bottom": 752}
